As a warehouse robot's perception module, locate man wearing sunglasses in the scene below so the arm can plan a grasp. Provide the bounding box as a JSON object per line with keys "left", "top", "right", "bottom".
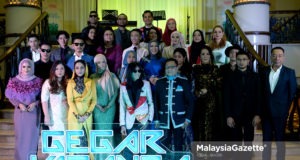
{"left": 34, "top": 42, "right": 54, "bottom": 149}
{"left": 66, "top": 37, "right": 95, "bottom": 75}
{"left": 81, "top": 11, "right": 104, "bottom": 44}
{"left": 35, "top": 42, "right": 53, "bottom": 81}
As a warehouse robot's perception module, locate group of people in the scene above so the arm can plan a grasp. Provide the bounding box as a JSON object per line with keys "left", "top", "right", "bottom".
{"left": 4, "top": 10, "right": 297, "bottom": 160}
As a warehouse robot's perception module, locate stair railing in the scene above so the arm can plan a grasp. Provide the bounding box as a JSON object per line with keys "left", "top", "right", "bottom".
{"left": 270, "top": 10, "right": 300, "bottom": 43}
{"left": 224, "top": 9, "right": 269, "bottom": 68}
{"left": 0, "top": 12, "right": 49, "bottom": 80}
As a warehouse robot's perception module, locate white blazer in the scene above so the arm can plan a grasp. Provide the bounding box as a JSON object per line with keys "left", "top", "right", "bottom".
{"left": 119, "top": 80, "right": 154, "bottom": 129}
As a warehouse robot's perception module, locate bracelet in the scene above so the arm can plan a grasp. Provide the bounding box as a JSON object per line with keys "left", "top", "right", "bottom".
{"left": 84, "top": 112, "right": 91, "bottom": 117}
{"left": 73, "top": 112, "right": 80, "bottom": 119}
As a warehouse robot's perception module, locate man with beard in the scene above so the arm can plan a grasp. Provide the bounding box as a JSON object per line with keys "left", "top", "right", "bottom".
{"left": 224, "top": 51, "right": 261, "bottom": 159}
{"left": 114, "top": 13, "right": 131, "bottom": 51}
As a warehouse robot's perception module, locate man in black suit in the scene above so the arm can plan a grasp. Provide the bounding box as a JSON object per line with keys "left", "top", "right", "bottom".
{"left": 21, "top": 34, "right": 40, "bottom": 62}
{"left": 224, "top": 51, "right": 261, "bottom": 159}
{"left": 261, "top": 47, "right": 297, "bottom": 160}
{"left": 140, "top": 10, "right": 162, "bottom": 41}
{"left": 154, "top": 58, "right": 194, "bottom": 151}
{"left": 34, "top": 41, "right": 53, "bottom": 81}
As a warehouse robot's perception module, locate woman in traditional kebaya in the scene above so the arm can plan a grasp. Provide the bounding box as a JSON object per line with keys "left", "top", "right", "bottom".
{"left": 140, "top": 40, "right": 166, "bottom": 90}
{"left": 66, "top": 60, "right": 96, "bottom": 157}
{"left": 90, "top": 54, "right": 120, "bottom": 159}
{"left": 162, "top": 18, "right": 177, "bottom": 46}
{"left": 5, "top": 58, "right": 43, "bottom": 160}
{"left": 96, "top": 27, "right": 122, "bottom": 74}
{"left": 41, "top": 61, "right": 68, "bottom": 157}
{"left": 162, "top": 31, "right": 187, "bottom": 59}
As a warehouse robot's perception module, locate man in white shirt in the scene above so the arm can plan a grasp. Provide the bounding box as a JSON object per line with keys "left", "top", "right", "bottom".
{"left": 66, "top": 37, "right": 95, "bottom": 74}
{"left": 139, "top": 10, "right": 162, "bottom": 41}
{"left": 122, "top": 29, "right": 148, "bottom": 67}
{"left": 21, "top": 34, "right": 40, "bottom": 62}
{"left": 260, "top": 47, "right": 297, "bottom": 160}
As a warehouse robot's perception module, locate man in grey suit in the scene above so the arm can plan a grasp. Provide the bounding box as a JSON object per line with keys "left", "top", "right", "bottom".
{"left": 114, "top": 13, "right": 131, "bottom": 51}
{"left": 261, "top": 47, "right": 297, "bottom": 160}
{"left": 50, "top": 30, "right": 73, "bottom": 63}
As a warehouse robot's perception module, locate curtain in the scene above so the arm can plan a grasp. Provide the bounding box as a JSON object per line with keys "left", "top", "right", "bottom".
{"left": 44, "top": 0, "right": 222, "bottom": 44}
{"left": 63, "top": 0, "right": 96, "bottom": 34}
{"left": 97, "top": 0, "right": 203, "bottom": 44}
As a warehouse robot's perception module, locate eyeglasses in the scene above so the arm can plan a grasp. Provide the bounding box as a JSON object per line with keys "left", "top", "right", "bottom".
{"left": 89, "top": 15, "right": 98, "bottom": 18}
{"left": 165, "top": 66, "right": 177, "bottom": 69}
{"left": 133, "top": 69, "right": 142, "bottom": 73}
{"left": 74, "top": 43, "right": 84, "bottom": 46}
{"left": 41, "top": 49, "right": 51, "bottom": 53}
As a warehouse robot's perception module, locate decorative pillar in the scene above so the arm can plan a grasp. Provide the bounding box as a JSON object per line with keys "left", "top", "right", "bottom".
{"left": 233, "top": 0, "right": 270, "bottom": 45}
{"left": 5, "top": 0, "right": 41, "bottom": 45}
{"left": 233, "top": 0, "right": 271, "bottom": 66}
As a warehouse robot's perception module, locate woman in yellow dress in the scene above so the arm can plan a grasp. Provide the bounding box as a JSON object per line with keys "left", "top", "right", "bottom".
{"left": 67, "top": 59, "right": 97, "bottom": 157}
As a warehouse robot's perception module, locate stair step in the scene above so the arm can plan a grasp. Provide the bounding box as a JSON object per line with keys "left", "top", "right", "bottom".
{"left": 0, "top": 108, "right": 14, "bottom": 119}
{"left": 0, "top": 142, "right": 14, "bottom": 149}
{"left": 0, "top": 119, "right": 14, "bottom": 130}
{"left": 0, "top": 130, "right": 14, "bottom": 143}
{"left": 0, "top": 142, "right": 14, "bottom": 156}
{"left": 0, "top": 156, "right": 14, "bottom": 160}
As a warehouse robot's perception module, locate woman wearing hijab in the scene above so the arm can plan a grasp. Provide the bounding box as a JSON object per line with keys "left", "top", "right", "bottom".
{"left": 5, "top": 58, "right": 43, "bottom": 160}
{"left": 188, "top": 29, "right": 206, "bottom": 65}
{"left": 140, "top": 40, "right": 166, "bottom": 90}
{"left": 162, "top": 18, "right": 177, "bottom": 46}
{"left": 90, "top": 54, "right": 120, "bottom": 159}
{"left": 119, "top": 50, "right": 136, "bottom": 83}
{"left": 162, "top": 31, "right": 187, "bottom": 60}
{"left": 66, "top": 60, "right": 97, "bottom": 156}
{"left": 119, "top": 62, "right": 154, "bottom": 159}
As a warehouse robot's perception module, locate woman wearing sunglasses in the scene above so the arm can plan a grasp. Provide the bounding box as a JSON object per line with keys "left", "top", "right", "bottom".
{"left": 119, "top": 62, "right": 154, "bottom": 158}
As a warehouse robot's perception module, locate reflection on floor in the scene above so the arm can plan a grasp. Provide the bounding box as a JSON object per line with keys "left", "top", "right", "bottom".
{"left": 252, "top": 129, "right": 300, "bottom": 160}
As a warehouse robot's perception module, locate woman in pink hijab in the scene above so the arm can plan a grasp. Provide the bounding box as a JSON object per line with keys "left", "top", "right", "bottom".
{"left": 5, "top": 58, "right": 43, "bottom": 160}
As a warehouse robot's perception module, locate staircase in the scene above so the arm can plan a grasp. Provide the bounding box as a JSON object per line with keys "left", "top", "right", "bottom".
{"left": 0, "top": 101, "right": 48, "bottom": 160}
{"left": 0, "top": 102, "right": 15, "bottom": 160}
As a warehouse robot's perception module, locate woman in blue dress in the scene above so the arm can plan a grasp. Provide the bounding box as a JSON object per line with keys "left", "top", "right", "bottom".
{"left": 140, "top": 40, "right": 166, "bottom": 91}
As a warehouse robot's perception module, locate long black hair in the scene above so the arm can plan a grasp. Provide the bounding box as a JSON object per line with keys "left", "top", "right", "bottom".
{"left": 190, "top": 29, "right": 206, "bottom": 64}
{"left": 173, "top": 48, "right": 192, "bottom": 80}
{"left": 200, "top": 45, "right": 215, "bottom": 64}
{"left": 100, "top": 26, "right": 116, "bottom": 49}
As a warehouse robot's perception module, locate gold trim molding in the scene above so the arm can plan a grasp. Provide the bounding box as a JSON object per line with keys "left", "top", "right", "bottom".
{"left": 5, "top": 0, "right": 41, "bottom": 9}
